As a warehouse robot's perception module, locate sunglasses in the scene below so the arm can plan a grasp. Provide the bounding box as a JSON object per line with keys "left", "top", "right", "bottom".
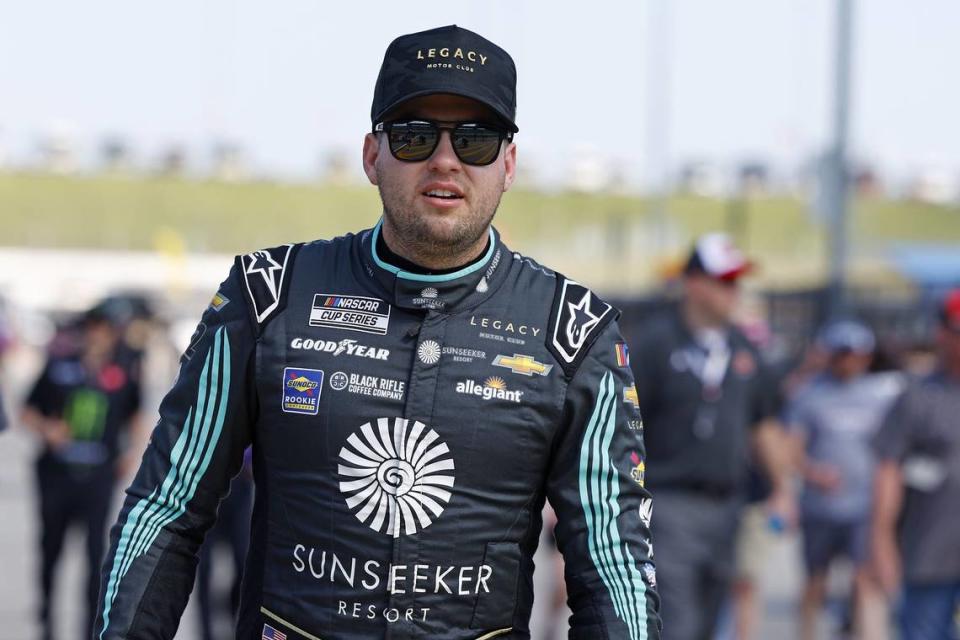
{"left": 373, "top": 119, "right": 513, "bottom": 166}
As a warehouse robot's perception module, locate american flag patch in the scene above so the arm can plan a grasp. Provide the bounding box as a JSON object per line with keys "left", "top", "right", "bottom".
{"left": 615, "top": 342, "right": 630, "bottom": 367}
{"left": 262, "top": 624, "right": 287, "bottom": 640}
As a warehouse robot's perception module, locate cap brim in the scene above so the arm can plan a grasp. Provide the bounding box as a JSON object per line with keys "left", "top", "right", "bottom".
{"left": 716, "top": 261, "right": 754, "bottom": 282}
{"left": 373, "top": 88, "right": 519, "bottom": 133}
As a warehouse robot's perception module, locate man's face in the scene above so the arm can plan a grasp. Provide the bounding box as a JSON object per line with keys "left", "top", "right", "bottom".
{"left": 827, "top": 350, "right": 872, "bottom": 380}
{"left": 685, "top": 274, "right": 741, "bottom": 324}
{"left": 84, "top": 320, "right": 119, "bottom": 359}
{"left": 362, "top": 94, "right": 516, "bottom": 259}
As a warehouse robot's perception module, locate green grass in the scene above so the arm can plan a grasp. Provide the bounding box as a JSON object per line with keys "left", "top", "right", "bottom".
{"left": 2, "top": 172, "right": 958, "bottom": 289}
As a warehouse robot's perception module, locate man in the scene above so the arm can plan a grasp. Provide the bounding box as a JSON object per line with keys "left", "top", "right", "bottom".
{"left": 871, "top": 290, "right": 960, "bottom": 640}
{"left": 786, "top": 321, "right": 901, "bottom": 640}
{"left": 22, "top": 306, "right": 145, "bottom": 640}
{"left": 94, "top": 25, "right": 660, "bottom": 640}
{"left": 630, "top": 233, "right": 793, "bottom": 640}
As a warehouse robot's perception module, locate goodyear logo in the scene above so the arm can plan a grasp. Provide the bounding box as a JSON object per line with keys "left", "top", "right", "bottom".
{"left": 282, "top": 367, "right": 323, "bottom": 415}
{"left": 492, "top": 354, "right": 553, "bottom": 377}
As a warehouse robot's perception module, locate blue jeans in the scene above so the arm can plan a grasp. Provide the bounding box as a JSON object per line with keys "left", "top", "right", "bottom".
{"left": 901, "top": 582, "right": 960, "bottom": 640}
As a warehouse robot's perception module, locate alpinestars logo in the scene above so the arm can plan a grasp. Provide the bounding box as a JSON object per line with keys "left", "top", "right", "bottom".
{"left": 566, "top": 291, "right": 602, "bottom": 350}
{"left": 338, "top": 418, "right": 455, "bottom": 538}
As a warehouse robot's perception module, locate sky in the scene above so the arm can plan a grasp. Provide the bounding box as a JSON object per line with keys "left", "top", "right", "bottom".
{"left": 1, "top": 0, "right": 959, "bottom": 188}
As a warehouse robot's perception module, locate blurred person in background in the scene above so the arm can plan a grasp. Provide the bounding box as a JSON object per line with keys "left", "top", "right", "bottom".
{"left": 0, "top": 388, "right": 8, "bottom": 432}
{"left": 21, "top": 305, "right": 147, "bottom": 640}
{"left": 94, "top": 25, "right": 660, "bottom": 640}
{"left": 194, "top": 448, "right": 253, "bottom": 640}
{"left": 630, "top": 233, "right": 794, "bottom": 640}
{"left": 0, "top": 297, "right": 11, "bottom": 432}
{"left": 871, "top": 289, "right": 960, "bottom": 640}
{"left": 785, "top": 320, "right": 902, "bottom": 640}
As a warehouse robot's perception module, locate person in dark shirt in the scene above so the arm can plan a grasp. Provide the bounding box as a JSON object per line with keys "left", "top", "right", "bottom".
{"left": 630, "top": 233, "right": 795, "bottom": 640}
{"left": 21, "top": 307, "right": 146, "bottom": 640}
{"left": 871, "top": 289, "right": 960, "bottom": 640}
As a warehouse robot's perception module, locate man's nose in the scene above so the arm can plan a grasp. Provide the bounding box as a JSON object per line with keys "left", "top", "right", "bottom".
{"left": 426, "top": 130, "right": 462, "bottom": 172}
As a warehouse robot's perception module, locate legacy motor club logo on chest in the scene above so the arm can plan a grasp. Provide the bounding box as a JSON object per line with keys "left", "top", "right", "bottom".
{"left": 290, "top": 417, "right": 502, "bottom": 625}
{"left": 310, "top": 294, "right": 391, "bottom": 335}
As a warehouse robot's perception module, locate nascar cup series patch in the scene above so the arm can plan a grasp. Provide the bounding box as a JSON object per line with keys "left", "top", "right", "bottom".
{"left": 282, "top": 367, "right": 324, "bottom": 415}
{"left": 309, "top": 294, "right": 391, "bottom": 335}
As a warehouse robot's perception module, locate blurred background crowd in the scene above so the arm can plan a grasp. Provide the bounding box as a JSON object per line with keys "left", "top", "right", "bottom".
{"left": 2, "top": 1, "right": 959, "bottom": 638}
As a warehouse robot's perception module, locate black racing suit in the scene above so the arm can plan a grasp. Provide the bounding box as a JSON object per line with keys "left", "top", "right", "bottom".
{"left": 95, "top": 222, "right": 660, "bottom": 639}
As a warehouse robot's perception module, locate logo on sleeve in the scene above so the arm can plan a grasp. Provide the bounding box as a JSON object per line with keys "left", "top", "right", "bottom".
{"left": 310, "top": 294, "right": 391, "bottom": 335}
{"left": 282, "top": 367, "right": 323, "bottom": 415}
{"left": 210, "top": 291, "right": 230, "bottom": 311}
{"left": 624, "top": 384, "right": 640, "bottom": 409}
{"left": 547, "top": 278, "right": 614, "bottom": 373}
{"left": 638, "top": 498, "right": 653, "bottom": 527}
{"left": 630, "top": 452, "right": 646, "bottom": 487}
{"left": 615, "top": 342, "right": 630, "bottom": 367}
{"left": 241, "top": 245, "right": 294, "bottom": 324}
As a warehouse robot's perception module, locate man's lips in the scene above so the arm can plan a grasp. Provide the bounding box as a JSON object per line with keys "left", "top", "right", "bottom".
{"left": 421, "top": 183, "right": 465, "bottom": 207}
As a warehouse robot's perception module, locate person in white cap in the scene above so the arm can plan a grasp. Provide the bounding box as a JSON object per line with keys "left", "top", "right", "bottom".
{"left": 628, "top": 232, "right": 794, "bottom": 640}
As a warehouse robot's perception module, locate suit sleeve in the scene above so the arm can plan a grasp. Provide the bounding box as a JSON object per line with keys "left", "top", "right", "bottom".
{"left": 546, "top": 320, "right": 662, "bottom": 640}
{"left": 94, "top": 263, "right": 256, "bottom": 639}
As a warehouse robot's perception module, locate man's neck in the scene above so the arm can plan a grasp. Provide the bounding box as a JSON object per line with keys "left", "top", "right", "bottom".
{"left": 379, "top": 220, "right": 489, "bottom": 273}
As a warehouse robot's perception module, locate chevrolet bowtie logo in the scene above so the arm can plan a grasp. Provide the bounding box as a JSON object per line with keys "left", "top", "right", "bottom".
{"left": 624, "top": 384, "right": 640, "bottom": 409}
{"left": 492, "top": 354, "right": 553, "bottom": 377}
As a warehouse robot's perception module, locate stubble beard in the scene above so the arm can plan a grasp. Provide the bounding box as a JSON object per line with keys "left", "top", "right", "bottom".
{"left": 376, "top": 170, "right": 502, "bottom": 266}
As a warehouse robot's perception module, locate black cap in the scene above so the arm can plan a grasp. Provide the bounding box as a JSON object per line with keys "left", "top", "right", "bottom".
{"left": 371, "top": 25, "right": 518, "bottom": 133}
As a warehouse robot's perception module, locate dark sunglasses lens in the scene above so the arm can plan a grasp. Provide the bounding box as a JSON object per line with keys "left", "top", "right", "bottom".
{"left": 388, "top": 122, "right": 438, "bottom": 161}
{"left": 452, "top": 125, "right": 503, "bottom": 165}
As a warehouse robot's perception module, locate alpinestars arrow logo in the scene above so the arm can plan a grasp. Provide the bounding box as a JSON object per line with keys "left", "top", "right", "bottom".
{"left": 240, "top": 245, "right": 294, "bottom": 324}
{"left": 338, "top": 418, "right": 455, "bottom": 538}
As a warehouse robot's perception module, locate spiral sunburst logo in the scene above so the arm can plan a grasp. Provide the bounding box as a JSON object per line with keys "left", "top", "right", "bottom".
{"left": 417, "top": 340, "right": 442, "bottom": 365}
{"left": 338, "top": 418, "right": 455, "bottom": 538}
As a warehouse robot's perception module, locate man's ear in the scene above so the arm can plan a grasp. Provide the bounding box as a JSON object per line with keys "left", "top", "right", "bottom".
{"left": 362, "top": 133, "right": 380, "bottom": 185}
{"left": 502, "top": 142, "right": 517, "bottom": 192}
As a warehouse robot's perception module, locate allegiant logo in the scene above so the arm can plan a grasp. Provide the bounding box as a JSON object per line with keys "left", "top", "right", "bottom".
{"left": 454, "top": 377, "right": 523, "bottom": 403}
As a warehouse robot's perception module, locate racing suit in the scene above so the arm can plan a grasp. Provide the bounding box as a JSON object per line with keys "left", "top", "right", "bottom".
{"left": 95, "top": 221, "right": 661, "bottom": 639}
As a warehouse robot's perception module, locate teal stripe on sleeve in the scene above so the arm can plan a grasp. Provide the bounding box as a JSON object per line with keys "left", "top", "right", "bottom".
{"left": 99, "top": 327, "right": 232, "bottom": 638}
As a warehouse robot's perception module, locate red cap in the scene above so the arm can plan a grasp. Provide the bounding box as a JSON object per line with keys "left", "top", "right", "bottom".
{"left": 684, "top": 233, "right": 754, "bottom": 281}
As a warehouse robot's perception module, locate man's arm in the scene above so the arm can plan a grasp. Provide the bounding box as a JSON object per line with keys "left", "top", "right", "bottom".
{"left": 546, "top": 320, "right": 661, "bottom": 640}
{"left": 868, "top": 389, "right": 913, "bottom": 597}
{"left": 870, "top": 460, "right": 903, "bottom": 595}
{"left": 753, "top": 419, "right": 798, "bottom": 525}
{"left": 94, "top": 263, "right": 256, "bottom": 640}
{"left": 21, "top": 364, "right": 72, "bottom": 448}
{"left": 750, "top": 363, "right": 797, "bottom": 525}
